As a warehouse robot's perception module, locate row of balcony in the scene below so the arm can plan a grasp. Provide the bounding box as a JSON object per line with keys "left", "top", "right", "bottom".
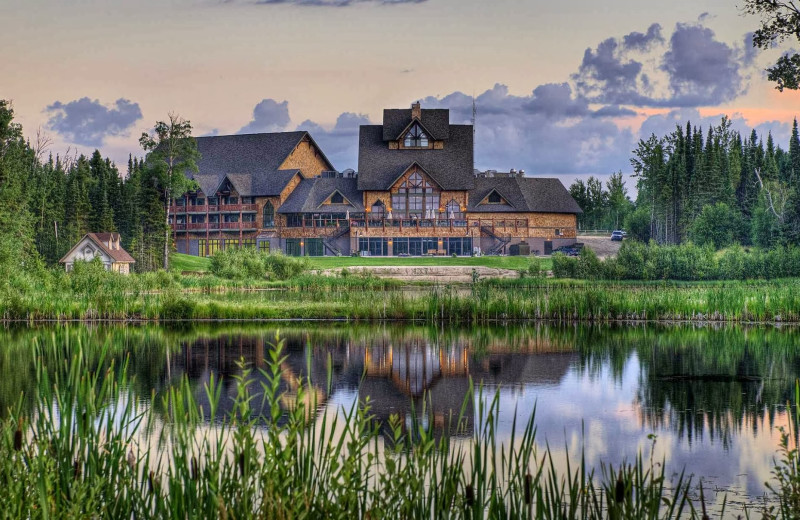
{"left": 172, "top": 221, "right": 258, "bottom": 231}
{"left": 170, "top": 204, "right": 258, "bottom": 213}
{"left": 171, "top": 218, "right": 532, "bottom": 233}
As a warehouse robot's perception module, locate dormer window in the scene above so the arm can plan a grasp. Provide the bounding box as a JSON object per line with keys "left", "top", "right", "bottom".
{"left": 488, "top": 191, "right": 502, "bottom": 204}
{"left": 403, "top": 124, "right": 429, "bottom": 148}
{"left": 330, "top": 192, "right": 344, "bottom": 204}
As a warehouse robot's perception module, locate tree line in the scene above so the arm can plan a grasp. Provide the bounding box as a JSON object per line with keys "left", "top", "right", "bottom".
{"left": 0, "top": 100, "right": 171, "bottom": 274}
{"left": 570, "top": 117, "right": 800, "bottom": 250}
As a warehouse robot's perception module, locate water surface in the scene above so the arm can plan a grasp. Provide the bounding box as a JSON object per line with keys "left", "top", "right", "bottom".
{"left": 1, "top": 322, "right": 796, "bottom": 514}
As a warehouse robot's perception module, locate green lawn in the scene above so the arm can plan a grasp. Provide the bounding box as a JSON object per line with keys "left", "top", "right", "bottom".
{"left": 171, "top": 253, "right": 213, "bottom": 272}
{"left": 171, "top": 253, "right": 549, "bottom": 273}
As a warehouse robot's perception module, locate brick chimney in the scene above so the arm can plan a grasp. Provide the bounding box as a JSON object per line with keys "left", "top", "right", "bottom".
{"left": 411, "top": 101, "right": 421, "bottom": 120}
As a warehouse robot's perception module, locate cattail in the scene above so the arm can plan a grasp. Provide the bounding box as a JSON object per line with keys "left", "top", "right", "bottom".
{"left": 73, "top": 459, "right": 81, "bottom": 480}
{"left": 524, "top": 473, "right": 532, "bottom": 505}
{"left": 238, "top": 452, "right": 246, "bottom": 477}
{"left": 127, "top": 449, "right": 136, "bottom": 470}
{"left": 148, "top": 471, "right": 155, "bottom": 493}
{"left": 191, "top": 456, "right": 198, "bottom": 480}
{"left": 13, "top": 428, "right": 22, "bottom": 452}
{"left": 615, "top": 474, "right": 624, "bottom": 504}
{"left": 465, "top": 484, "right": 475, "bottom": 507}
{"left": 217, "top": 496, "right": 228, "bottom": 520}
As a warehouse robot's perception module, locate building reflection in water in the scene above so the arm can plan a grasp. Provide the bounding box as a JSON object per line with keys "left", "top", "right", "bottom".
{"left": 164, "top": 328, "right": 577, "bottom": 438}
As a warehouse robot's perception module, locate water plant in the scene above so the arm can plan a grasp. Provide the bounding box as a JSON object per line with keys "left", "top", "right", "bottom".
{"left": 0, "top": 334, "right": 729, "bottom": 519}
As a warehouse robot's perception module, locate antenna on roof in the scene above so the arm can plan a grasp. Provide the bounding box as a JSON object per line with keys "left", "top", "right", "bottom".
{"left": 471, "top": 93, "right": 477, "bottom": 168}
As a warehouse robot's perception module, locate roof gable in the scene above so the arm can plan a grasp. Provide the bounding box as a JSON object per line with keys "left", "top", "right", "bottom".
{"left": 318, "top": 189, "right": 355, "bottom": 208}
{"left": 382, "top": 108, "right": 450, "bottom": 141}
{"left": 358, "top": 125, "right": 474, "bottom": 191}
{"left": 478, "top": 188, "right": 515, "bottom": 208}
{"left": 278, "top": 177, "right": 364, "bottom": 214}
{"left": 467, "top": 177, "right": 583, "bottom": 214}
{"left": 60, "top": 233, "right": 135, "bottom": 264}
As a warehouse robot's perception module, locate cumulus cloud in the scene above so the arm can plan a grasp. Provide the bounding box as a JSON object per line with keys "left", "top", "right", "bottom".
{"left": 661, "top": 23, "right": 744, "bottom": 106}
{"left": 574, "top": 21, "right": 754, "bottom": 108}
{"left": 226, "top": 19, "right": 780, "bottom": 183}
{"left": 296, "top": 111, "right": 371, "bottom": 168}
{"left": 45, "top": 97, "right": 142, "bottom": 147}
{"left": 238, "top": 99, "right": 291, "bottom": 134}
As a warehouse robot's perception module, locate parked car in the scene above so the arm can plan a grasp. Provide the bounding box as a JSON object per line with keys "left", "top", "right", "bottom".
{"left": 611, "top": 230, "right": 624, "bottom": 241}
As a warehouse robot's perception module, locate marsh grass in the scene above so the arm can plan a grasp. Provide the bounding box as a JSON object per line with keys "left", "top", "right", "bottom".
{"left": 0, "top": 334, "right": 734, "bottom": 519}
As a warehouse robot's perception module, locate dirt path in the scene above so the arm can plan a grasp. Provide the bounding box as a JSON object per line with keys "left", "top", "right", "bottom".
{"left": 316, "top": 265, "right": 520, "bottom": 283}
{"left": 578, "top": 235, "right": 622, "bottom": 259}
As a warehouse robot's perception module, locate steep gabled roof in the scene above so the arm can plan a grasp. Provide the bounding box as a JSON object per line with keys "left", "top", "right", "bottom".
{"left": 188, "top": 131, "right": 330, "bottom": 197}
{"left": 468, "top": 177, "right": 583, "bottom": 214}
{"left": 278, "top": 177, "right": 364, "bottom": 214}
{"left": 60, "top": 233, "right": 135, "bottom": 264}
{"left": 358, "top": 125, "right": 474, "bottom": 191}
{"left": 382, "top": 109, "right": 450, "bottom": 141}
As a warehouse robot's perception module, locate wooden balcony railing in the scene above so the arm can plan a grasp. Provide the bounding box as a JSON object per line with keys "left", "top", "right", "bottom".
{"left": 171, "top": 204, "right": 257, "bottom": 213}
{"left": 172, "top": 221, "right": 258, "bottom": 231}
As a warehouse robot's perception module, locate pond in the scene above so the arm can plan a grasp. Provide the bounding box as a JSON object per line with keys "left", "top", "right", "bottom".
{"left": 1, "top": 322, "right": 796, "bottom": 515}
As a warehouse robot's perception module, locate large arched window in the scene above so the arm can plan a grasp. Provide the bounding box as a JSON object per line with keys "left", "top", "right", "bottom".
{"left": 445, "top": 199, "right": 463, "bottom": 219}
{"left": 403, "top": 124, "right": 429, "bottom": 148}
{"left": 392, "top": 171, "right": 439, "bottom": 218}
{"left": 263, "top": 201, "right": 274, "bottom": 228}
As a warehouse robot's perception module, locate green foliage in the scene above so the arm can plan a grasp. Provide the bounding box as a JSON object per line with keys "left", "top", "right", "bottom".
{"left": 744, "top": 0, "right": 800, "bottom": 91}
{"left": 139, "top": 114, "right": 200, "bottom": 270}
{"left": 209, "top": 248, "right": 308, "bottom": 280}
{"left": 687, "top": 203, "right": 746, "bottom": 249}
{"left": 624, "top": 205, "right": 652, "bottom": 242}
{"left": 551, "top": 252, "right": 577, "bottom": 278}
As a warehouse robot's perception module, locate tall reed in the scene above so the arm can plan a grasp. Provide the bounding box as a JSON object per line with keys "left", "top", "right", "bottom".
{"left": 0, "top": 334, "right": 726, "bottom": 518}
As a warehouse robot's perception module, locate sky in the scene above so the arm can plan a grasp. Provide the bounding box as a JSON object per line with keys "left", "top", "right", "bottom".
{"left": 2, "top": 0, "right": 800, "bottom": 189}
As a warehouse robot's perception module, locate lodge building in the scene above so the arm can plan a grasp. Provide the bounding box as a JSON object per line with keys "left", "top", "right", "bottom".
{"left": 171, "top": 102, "right": 582, "bottom": 257}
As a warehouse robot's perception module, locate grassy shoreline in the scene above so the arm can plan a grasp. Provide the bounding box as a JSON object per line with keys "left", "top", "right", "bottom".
{"left": 4, "top": 276, "right": 800, "bottom": 324}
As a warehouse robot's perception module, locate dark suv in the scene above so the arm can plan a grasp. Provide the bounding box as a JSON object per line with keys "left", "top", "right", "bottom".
{"left": 611, "top": 230, "right": 624, "bottom": 241}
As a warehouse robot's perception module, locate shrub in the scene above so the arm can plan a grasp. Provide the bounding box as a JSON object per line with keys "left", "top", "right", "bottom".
{"left": 551, "top": 252, "right": 578, "bottom": 278}
{"left": 623, "top": 205, "right": 651, "bottom": 242}
{"left": 576, "top": 247, "right": 602, "bottom": 279}
{"left": 210, "top": 248, "right": 308, "bottom": 280}
{"left": 688, "top": 203, "right": 746, "bottom": 250}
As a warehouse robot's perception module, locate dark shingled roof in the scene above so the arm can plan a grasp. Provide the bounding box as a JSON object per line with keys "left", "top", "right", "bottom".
{"left": 189, "top": 132, "right": 333, "bottom": 197}
{"left": 278, "top": 178, "right": 364, "bottom": 214}
{"left": 468, "top": 177, "right": 583, "bottom": 214}
{"left": 382, "top": 109, "right": 450, "bottom": 141}
{"left": 358, "top": 125, "right": 474, "bottom": 191}
{"left": 226, "top": 170, "right": 300, "bottom": 197}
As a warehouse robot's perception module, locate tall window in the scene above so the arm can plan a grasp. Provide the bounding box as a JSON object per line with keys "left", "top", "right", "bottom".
{"left": 403, "top": 124, "right": 429, "bottom": 147}
{"left": 394, "top": 171, "right": 439, "bottom": 218}
{"left": 445, "top": 199, "right": 463, "bottom": 219}
{"left": 263, "top": 201, "right": 274, "bottom": 228}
